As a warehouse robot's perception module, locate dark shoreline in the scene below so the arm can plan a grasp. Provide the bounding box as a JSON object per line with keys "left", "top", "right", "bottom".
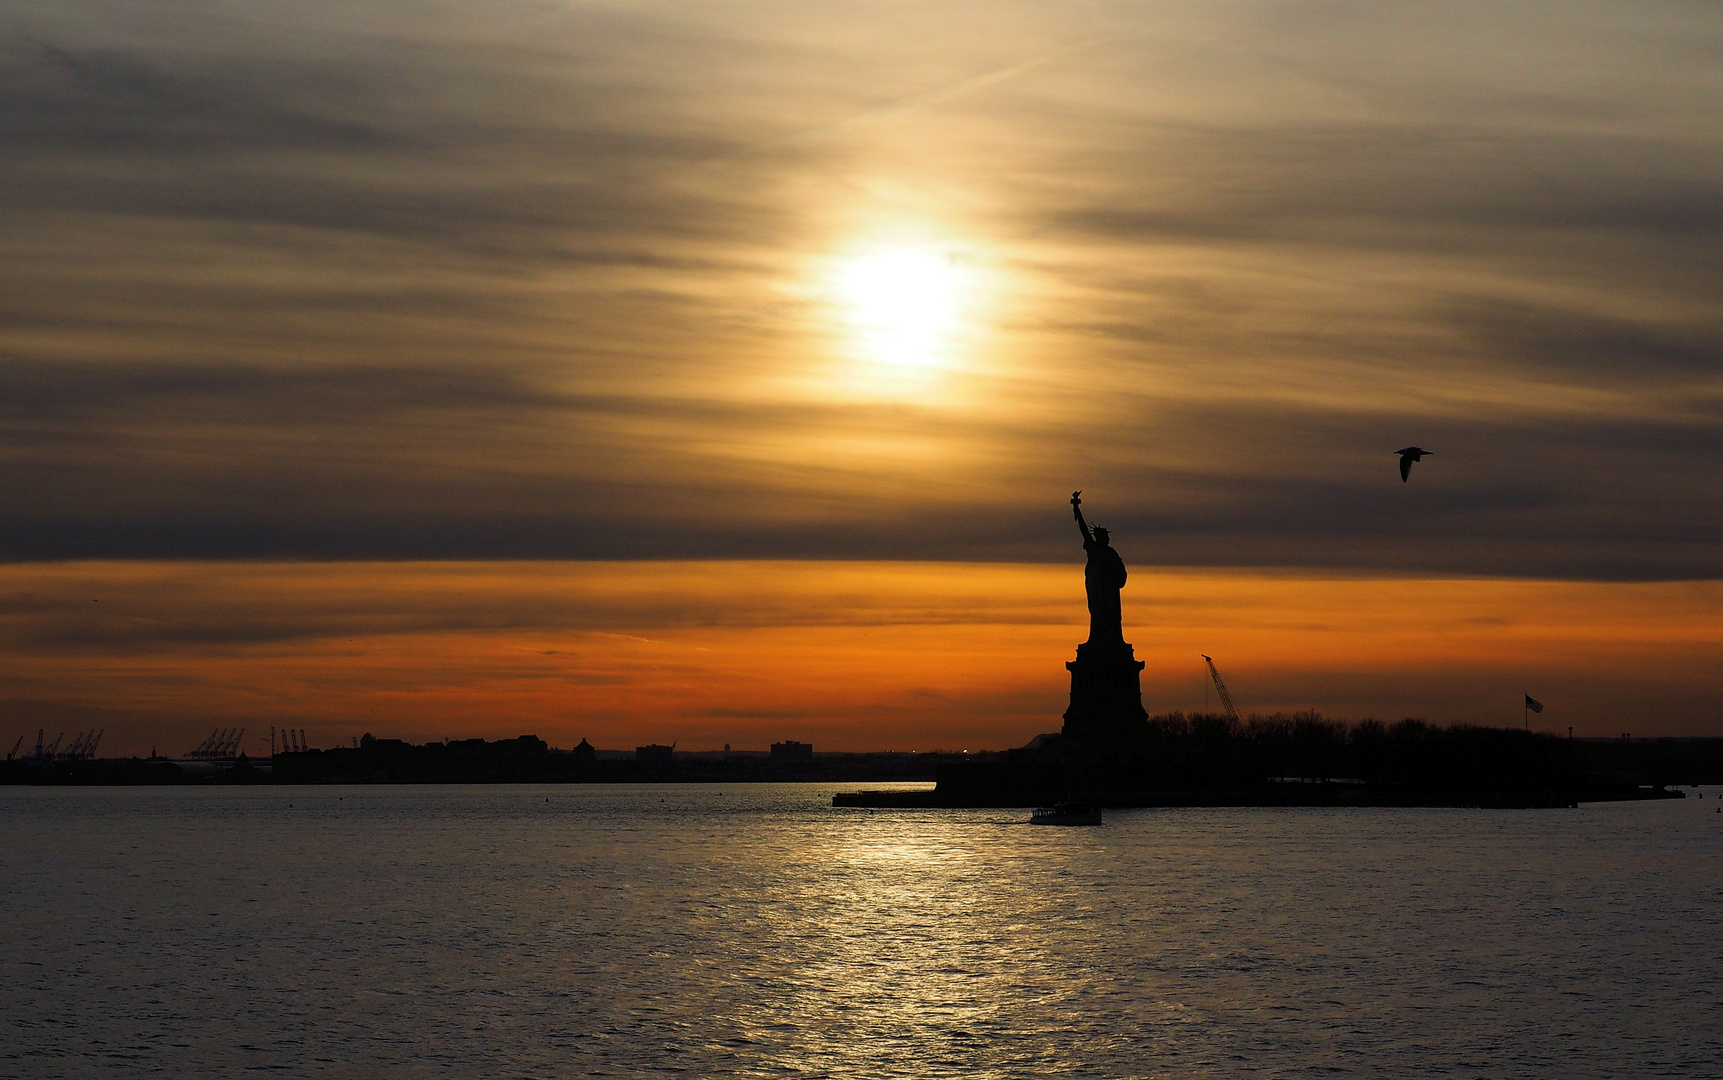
{"left": 852, "top": 720, "right": 1722, "bottom": 810}
{"left": 832, "top": 783, "right": 1686, "bottom": 810}
{"left": 0, "top": 746, "right": 971, "bottom": 787}
{"left": 6, "top": 729, "right": 1720, "bottom": 807}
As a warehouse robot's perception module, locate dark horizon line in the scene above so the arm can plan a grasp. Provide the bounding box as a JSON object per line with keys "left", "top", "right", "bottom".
{"left": 1, "top": 550, "right": 1719, "bottom": 584}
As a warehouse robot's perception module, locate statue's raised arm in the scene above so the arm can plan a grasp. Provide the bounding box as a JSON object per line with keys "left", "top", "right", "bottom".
{"left": 1070, "top": 491, "right": 1126, "bottom": 646}
{"left": 1071, "top": 490, "right": 1091, "bottom": 543}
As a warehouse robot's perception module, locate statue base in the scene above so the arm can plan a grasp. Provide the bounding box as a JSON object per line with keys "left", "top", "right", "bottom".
{"left": 1062, "top": 640, "right": 1149, "bottom": 742}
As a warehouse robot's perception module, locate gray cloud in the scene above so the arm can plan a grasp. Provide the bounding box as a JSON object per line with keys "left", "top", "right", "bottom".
{"left": 1, "top": 0, "right": 1719, "bottom": 577}
{"left": 4, "top": 40, "right": 388, "bottom": 154}
{"left": 1, "top": 349, "right": 1715, "bottom": 576}
{"left": 1446, "top": 297, "right": 1723, "bottom": 381}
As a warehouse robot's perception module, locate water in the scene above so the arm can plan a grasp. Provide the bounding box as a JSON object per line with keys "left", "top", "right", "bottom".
{"left": 2, "top": 784, "right": 1720, "bottom": 1078}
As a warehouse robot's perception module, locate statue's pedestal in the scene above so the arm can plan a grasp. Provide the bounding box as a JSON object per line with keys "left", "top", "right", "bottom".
{"left": 1062, "top": 640, "right": 1149, "bottom": 741}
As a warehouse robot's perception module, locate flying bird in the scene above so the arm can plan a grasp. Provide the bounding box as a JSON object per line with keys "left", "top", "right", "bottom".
{"left": 1395, "top": 446, "right": 1431, "bottom": 482}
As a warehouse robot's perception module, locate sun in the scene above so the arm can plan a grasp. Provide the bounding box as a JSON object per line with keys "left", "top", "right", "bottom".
{"left": 832, "top": 246, "right": 976, "bottom": 374}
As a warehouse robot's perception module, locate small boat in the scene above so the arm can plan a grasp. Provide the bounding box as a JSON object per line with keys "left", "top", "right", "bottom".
{"left": 1031, "top": 802, "right": 1103, "bottom": 826}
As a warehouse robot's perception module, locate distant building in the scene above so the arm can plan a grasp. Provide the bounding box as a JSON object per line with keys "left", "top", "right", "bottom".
{"left": 770, "top": 740, "right": 813, "bottom": 764}
{"left": 572, "top": 738, "right": 596, "bottom": 766}
{"left": 636, "top": 743, "right": 675, "bottom": 768}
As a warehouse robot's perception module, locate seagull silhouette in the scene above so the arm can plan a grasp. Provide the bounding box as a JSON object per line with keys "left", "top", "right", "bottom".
{"left": 1395, "top": 447, "right": 1431, "bottom": 482}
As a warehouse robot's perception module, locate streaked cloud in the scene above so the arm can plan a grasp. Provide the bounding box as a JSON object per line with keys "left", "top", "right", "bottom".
{"left": 2, "top": 0, "right": 1719, "bottom": 578}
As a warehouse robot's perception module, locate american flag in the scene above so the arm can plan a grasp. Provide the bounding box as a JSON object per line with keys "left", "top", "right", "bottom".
{"left": 1524, "top": 694, "right": 1544, "bottom": 713}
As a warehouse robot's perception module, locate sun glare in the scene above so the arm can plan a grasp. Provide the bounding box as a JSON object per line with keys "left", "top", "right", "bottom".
{"left": 832, "top": 246, "right": 977, "bottom": 375}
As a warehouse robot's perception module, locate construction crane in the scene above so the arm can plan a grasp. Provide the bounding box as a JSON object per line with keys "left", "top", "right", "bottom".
{"left": 1201, "top": 654, "right": 1240, "bottom": 721}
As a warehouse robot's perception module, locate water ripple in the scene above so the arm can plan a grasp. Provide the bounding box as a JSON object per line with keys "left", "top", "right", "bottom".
{"left": 1, "top": 785, "right": 1720, "bottom": 1078}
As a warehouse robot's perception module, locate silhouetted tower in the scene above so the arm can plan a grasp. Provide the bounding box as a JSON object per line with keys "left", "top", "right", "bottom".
{"left": 572, "top": 737, "right": 596, "bottom": 767}
{"left": 1202, "top": 655, "right": 1240, "bottom": 721}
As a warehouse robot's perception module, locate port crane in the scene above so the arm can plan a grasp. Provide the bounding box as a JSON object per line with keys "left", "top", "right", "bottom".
{"left": 186, "top": 727, "right": 246, "bottom": 760}
{"left": 59, "top": 729, "right": 103, "bottom": 761}
{"left": 6, "top": 734, "right": 21, "bottom": 761}
{"left": 271, "top": 727, "right": 309, "bottom": 754}
{"left": 1201, "top": 654, "right": 1240, "bottom": 721}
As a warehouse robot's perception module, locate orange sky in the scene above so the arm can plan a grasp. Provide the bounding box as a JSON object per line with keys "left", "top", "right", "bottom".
{"left": 4, "top": 561, "right": 1718, "bottom": 757}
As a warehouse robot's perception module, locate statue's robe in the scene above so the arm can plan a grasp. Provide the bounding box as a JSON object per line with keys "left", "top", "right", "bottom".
{"left": 1083, "top": 536, "right": 1127, "bottom": 645}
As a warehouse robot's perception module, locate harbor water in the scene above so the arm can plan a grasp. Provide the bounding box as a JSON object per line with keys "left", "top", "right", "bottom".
{"left": 2, "top": 784, "right": 1719, "bottom": 1077}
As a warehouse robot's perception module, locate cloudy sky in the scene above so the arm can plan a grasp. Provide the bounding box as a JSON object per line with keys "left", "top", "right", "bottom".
{"left": 3, "top": 0, "right": 1719, "bottom": 751}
